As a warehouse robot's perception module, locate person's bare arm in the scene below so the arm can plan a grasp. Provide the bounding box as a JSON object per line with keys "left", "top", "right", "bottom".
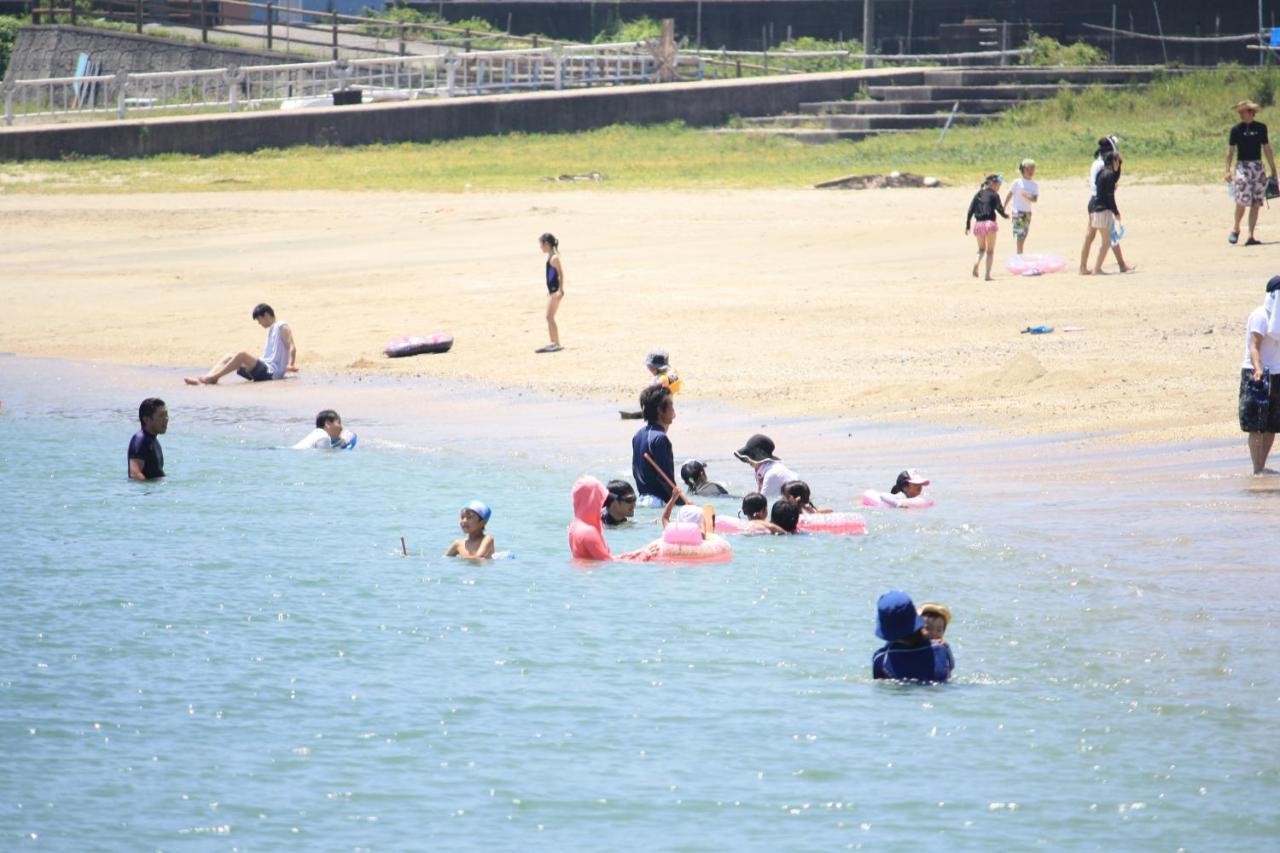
{"left": 1266, "top": 142, "right": 1278, "bottom": 178}
{"left": 1002, "top": 191, "right": 1013, "bottom": 210}
{"left": 281, "top": 324, "right": 298, "bottom": 372}
{"left": 1252, "top": 331, "right": 1265, "bottom": 382}
{"left": 129, "top": 458, "right": 147, "bottom": 481}
{"left": 659, "top": 489, "right": 683, "bottom": 527}
{"left": 471, "top": 536, "right": 496, "bottom": 559}
{"left": 443, "top": 539, "right": 461, "bottom": 557}
{"left": 1227, "top": 145, "right": 1236, "bottom": 183}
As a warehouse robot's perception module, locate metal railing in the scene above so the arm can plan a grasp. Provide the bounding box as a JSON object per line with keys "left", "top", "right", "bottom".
{"left": 1, "top": 43, "right": 690, "bottom": 125}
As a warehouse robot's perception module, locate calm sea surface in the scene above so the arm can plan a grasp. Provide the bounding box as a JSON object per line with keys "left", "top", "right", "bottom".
{"left": 2, "top": 359, "right": 1278, "bottom": 850}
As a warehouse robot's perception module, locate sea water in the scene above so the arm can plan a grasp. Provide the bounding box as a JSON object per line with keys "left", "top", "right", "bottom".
{"left": 2, "top": 363, "right": 1279, "bottom": 850}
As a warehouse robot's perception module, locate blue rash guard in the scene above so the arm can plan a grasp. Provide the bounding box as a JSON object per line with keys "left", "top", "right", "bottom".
{"left": 632, "top": 422, "right": 675, "bottom": 502}
{"left": 872, "top": 640, "right": 953, "bottom": 683}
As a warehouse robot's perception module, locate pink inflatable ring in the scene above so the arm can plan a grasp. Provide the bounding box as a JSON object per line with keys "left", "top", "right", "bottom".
{"left": 1005, "top": 253, "right": 1066, "bottom": 277}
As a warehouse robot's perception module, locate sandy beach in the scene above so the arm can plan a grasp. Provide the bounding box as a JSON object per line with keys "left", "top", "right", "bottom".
{"left": 0, "top": 181, "right": 1265, "bottom": 444}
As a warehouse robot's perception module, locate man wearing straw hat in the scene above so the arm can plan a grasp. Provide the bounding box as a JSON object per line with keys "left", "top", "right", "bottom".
{"left": 1226, "top": 99, "right": 1278, "bottom": 246}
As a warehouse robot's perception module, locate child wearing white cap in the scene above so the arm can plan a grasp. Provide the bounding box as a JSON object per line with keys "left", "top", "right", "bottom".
{"left": 444, "top": 500, "right": 496, "bottom": 558}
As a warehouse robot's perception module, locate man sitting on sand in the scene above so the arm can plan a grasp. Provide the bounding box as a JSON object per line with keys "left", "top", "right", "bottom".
{"left": 185, "top": 303, "right": 296, "bottom": 385}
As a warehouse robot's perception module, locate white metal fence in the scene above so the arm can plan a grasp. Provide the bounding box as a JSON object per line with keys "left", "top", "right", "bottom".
{"left": 1, "top": 44, "right": 1032, "bottom": 127}
{"left": 1, "top": 42, "right": 684, "bottom": 126}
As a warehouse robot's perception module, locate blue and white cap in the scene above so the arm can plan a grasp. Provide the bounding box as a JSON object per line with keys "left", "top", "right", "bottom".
{"left": 464, "top": 500, "right": 492, "bottom": 522}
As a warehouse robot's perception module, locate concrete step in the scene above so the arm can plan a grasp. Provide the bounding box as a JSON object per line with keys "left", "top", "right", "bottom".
{"left": 865, "top": 82, "right": 1128, "bottom": 101}
{"left": 799, "top": 98, "right": 1020, "bottom": 116}
{"left": 743, "top": 113, "right": 985, "bottom": 130}
{"left": 714, "top": 127, "right": 904, "bottom": 144}
{"left": 919, "top": 65, "right": 1167, "bottom": 87}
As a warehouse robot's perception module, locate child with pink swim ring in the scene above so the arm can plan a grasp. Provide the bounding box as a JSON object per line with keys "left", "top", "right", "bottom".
{"left": 862, "top": 469, "right": 935, "bottom": 509}
{"left": 965, "top": 174, "right": 1009, "bottom": 281}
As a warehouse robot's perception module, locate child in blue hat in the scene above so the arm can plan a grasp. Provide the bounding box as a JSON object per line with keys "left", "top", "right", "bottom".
{"left": 872, "top": 590, "right": 953, "bottom": 683}
{"left": 444, "top": 500, "right": 496, "bottom": 559}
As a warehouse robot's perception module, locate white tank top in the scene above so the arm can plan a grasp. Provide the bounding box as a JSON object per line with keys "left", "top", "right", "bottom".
{"left": 261, "top": 321, "right": 290, "bottom": 378}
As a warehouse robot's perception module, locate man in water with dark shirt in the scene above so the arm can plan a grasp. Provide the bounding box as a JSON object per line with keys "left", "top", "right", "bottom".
{"left": 128, "top": 398, "right": 167, "bottom": 480}
{"left": 1226, "top": 99, "right": 1278, "bottom": 246}
{"left": 631, "top": 385, "right": 681, "bottom": 506}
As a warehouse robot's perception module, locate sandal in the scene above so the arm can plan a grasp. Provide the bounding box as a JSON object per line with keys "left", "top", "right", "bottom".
{"left": 535, "top": 344, "right": 563, "bottom": 353}
{"left": 1246, "top": 237, "right": 1262, "bottom": 246}
{"left": 1229, "top": 231, "right": 1240, "bottom": 244}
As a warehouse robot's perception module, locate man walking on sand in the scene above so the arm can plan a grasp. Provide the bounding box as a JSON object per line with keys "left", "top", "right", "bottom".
{"left": 185, "top": 303, "right": 296, "bottom": 385}
{"left": 1226, "top": 99, "right": 1278, "bottom": 246}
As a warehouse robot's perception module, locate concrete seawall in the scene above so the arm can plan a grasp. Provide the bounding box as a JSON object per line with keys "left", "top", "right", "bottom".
{"left": 3, "top": 25, "right": 305, "bottom": 83}
{"left": 0, "top": 67, "right": 924, "bottom": 162}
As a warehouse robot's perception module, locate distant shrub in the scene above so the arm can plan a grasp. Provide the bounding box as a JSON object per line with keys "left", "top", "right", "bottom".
{"left": 775, "top": 36, "right": 865, "bottom": 72}
{"left": 1023, "top": 32, "right": 1107, "bottom": 67}
{"left": 593, "top": 16, "right": 662, "bottom": 45}
{"left": 0, "top": 15, "right": 21, "bottom": 78}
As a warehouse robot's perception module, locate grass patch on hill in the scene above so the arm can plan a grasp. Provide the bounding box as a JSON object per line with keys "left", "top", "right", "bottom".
{"left": 0, "top": 66, "right": 1269, "bottom": 194}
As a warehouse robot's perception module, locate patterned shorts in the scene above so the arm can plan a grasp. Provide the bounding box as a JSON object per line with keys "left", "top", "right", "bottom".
{"left": 972, "top": 220, "right": 998, "bottom": 236}
{"left": 1240, "top": 368, "right": 1280, "bottom": 432}
{"left": 1012, "top": 211, "right": 1032, "bottom": 239}
{"left": 1234, "top": 160, "right": 1267, "bottom": 208}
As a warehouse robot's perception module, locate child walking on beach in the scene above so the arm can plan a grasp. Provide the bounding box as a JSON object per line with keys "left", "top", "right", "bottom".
{"left": 537, "top": 233, "right": 564, "bottom": 353}
{"left": 1087, "top": 151, "right": 1135, "bottom": 275}
{"left": 646, "top": 350, "right": 683, "bottom": 394}
{"left": 1003, "top": 159, "right": 1039, "bottom": 255}
{"left": 965, "top": 174, "right": 1009, "bottom": 280}
{"left": 444, "top": 500, "right": 496, "bottom": 559}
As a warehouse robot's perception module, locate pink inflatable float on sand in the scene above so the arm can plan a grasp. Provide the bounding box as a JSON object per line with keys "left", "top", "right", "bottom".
{"left": 861, "top": 489, "right": 935, "bottom": 509}
{"left": 1005, "top": 253, "right": 1066, "bottom": 277}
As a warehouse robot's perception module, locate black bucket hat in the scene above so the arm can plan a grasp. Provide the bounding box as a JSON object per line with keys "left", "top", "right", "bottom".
{"left": 734, "top": 434, "right": 778, "bottom": 464}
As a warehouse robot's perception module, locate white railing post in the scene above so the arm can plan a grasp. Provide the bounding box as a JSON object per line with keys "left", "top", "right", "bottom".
{"left": 444, "top": 55, "right": 458, "bottom": 97}
{"left": 335, "top": 58, "right": 350, "bottom": 91}
{"left": 554, "top": 49, "right": 565, "bottom": 90}
{"left": 225, "top": 65, "right": 240, "bottom": 112}
{"left": 115, "top": 70, "right": 129, "bottom": 120}
{"left": 2, "top": 83, "right": 14, "bottom": 127}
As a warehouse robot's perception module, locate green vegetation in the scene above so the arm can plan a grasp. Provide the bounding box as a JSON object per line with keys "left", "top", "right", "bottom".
{"left": 592, "top": 15, "right": 661, "bottom": 44}
{"left": 359, "top": 5, "right": 538, "bottom": 50}
{"left": 2, "top": 66, "right": 1270, "bottom": 194}
{"left": 1022, "top": 31, "right": 1107, "bottom": 67}
{"left": 0, "top": 15, "right": 22, "bottom": 78}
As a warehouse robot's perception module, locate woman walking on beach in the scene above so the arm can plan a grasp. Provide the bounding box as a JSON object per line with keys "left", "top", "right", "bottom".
{"left": 965, "top": 174, "right": 1008, "bottom": 281}
{"left": 1086, "top": 151, "right": 1133, "bottom": 275}
{"left": 537, "top": 233, "right": 564, "bottom": 353}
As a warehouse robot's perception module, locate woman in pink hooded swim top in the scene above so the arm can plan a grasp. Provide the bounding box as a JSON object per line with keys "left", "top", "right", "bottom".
{"left": 569, "top": 475, "right": 613, "bottom": 560}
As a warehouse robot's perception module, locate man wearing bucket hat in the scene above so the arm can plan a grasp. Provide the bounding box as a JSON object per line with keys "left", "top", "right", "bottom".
{"left": 733, "top": 434, "right": 799, "bottom": 499}
{"left": 872, "top": 590, "right": 953, "bottom": 683}
{"left": 1240, "top": 276, "right": 1280, "bottom": 474}
{"left": 1226, "top": 99, "right": 1278, "bottom": 246}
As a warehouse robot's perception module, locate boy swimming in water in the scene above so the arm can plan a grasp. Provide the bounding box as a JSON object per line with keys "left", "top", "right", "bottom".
{"left": 444, "top": 500, "right": 496, "bottom": 559}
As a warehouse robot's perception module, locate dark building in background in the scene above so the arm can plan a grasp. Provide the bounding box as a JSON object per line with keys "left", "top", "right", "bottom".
{"left": 410, "top": 0, "right": 1276, "bottom": 62}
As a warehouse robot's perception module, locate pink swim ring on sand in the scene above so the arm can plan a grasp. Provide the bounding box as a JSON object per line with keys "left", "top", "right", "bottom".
{"left": 1005, "top": 253, "right": 1066, "bottom": 276}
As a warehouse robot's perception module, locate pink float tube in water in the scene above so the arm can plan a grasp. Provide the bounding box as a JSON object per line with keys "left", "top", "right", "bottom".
{"left": 796, "top": 512, "right": 868, "bottom": 535}
{"left": 621, "top": 523, "right": 734, "bottom": 563}
{"left": 1005, "top": 253, "right": 1066, "bottom": 277}
{"left": 860, "top": 489, "right": 935, "bottom": 509}
{"left": 714, "top": 517, "right": 763, "bottom": 536}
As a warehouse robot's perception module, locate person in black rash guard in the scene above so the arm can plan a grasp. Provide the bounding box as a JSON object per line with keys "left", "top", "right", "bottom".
{"left": 631, "top": 384, "right": 682, "bottom": 506}
{"left": 964, "top": 174, "right": 1008, "bottom": 281}
{"left": 1087, "top": 151, "right": 1135, "bottom": 275}
{"left": 1226, "top": 99, "right": 1279, "bottom": 246}
{"left": 128, "top": 397, "right": 167, "bottom": 481}
{"left": 601, "top": 480, "right": 638, "bottom": 526}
